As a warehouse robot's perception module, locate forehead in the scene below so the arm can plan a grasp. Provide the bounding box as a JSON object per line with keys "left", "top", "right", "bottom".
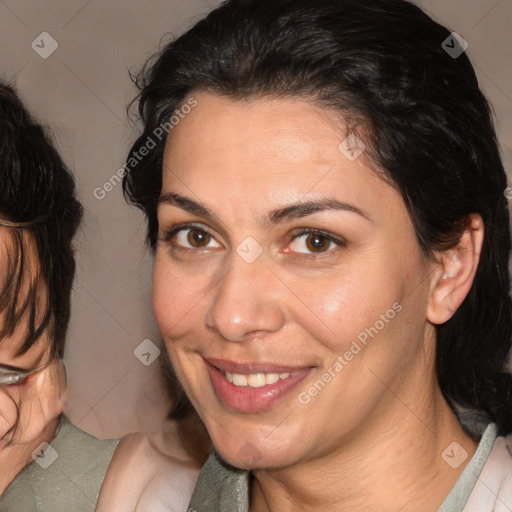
{"left": 164, "top": 92, "right": 349, "bottom": 168}
{"left": 160, "top": 92, "right": 404, "bottom": 222}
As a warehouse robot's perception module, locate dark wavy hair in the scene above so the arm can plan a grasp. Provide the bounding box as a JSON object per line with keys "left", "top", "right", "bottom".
{"left": 123, "top": 0, "right": 512, "bottom": 436}
{"left": 0, "top": 81, "right": 83, "bottom": 360}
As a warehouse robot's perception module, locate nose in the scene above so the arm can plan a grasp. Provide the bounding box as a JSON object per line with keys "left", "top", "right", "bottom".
{"left": 204, "top": 254, "right": 286, "bottom": 343}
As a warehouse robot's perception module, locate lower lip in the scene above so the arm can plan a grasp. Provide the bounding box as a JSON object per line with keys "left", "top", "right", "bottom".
{"left": 205, "top": 361, "right": 314, "bottom": 413}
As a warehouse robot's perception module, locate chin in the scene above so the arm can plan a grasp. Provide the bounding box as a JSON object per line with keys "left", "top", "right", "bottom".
{"left": 211, "top": 430, "right": 299, "bottom": 471}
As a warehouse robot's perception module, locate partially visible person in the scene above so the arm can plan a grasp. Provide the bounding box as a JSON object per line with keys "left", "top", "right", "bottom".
{"left": 96, "top": 350, "right": 210, "bottom": 512}
{"left": 0, "top": 80, "right": 118, "bottom": 511}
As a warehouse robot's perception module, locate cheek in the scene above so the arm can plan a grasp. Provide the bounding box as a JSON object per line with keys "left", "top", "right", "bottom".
{"left": 0, "top": 388, "right": 20, "bottom": 440}
{"left": 295, "top": 267, "right": 400, "bottom": 355}
{"left": 151, "top": 256, "right": 205, "bottom": 341}
{"left": 152, "top": 267, "right": 178, "bottom": 339}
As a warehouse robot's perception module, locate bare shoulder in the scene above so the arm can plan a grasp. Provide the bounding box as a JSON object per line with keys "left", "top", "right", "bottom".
{"left": 96, "top": 421, "right": 202, "bottom": 512}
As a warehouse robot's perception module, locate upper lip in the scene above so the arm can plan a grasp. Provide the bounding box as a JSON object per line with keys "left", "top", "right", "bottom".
{"left": 204, "top": 357, "right": 313, "bottom": 375}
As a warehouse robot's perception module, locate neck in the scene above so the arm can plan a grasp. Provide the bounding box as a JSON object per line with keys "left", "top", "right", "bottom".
{"left": 251, "top": 369, "right": 478, "bottom": 512}
{"left": 0, "top": 414, "right": 60, "bottom": 497}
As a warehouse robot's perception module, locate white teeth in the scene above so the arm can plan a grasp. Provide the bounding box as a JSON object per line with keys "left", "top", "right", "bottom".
{"left": 247, "top": 373, "right": 266, "bottom": 387}
{"left": 265, "top": 373, "right": 280, "bottom": 385}
{"left": 232, "top": 373, "right": 248, "bottom": 386}
{"left": 226, "top": 371, "right": 295, "bottom": 387}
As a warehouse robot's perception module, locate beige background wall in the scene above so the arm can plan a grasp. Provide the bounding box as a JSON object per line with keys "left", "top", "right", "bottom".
{"left": 0, "top": 0, "right": 510, "bottom": 439}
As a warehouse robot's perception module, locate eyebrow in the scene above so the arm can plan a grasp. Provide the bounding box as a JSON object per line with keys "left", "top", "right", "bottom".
{"left": 158, "top": 192, "right": 372, "bottom": 227}
{"left": 0, "top": 351, "right": 46, "bottom": 373}
{"left": 0, "top": 362, "right": 30, "bottom": 372}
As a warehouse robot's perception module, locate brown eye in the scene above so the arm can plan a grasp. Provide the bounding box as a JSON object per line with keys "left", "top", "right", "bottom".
{"left": 187, "top": 228, "right": 211, "bottom": 248}
{"left": 287, "top": 229, "right": 344, "bottom": 255}
{"left": 305, "top": 234, "right": 330, "bottom": 253}
{"left": 167, "top": 226, "right": 222, "bottom": 250}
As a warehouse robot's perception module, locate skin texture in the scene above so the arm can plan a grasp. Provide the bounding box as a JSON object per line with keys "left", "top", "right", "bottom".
{"left": 153, "top": 91, "right": 484, "bottom": 511}
{"left": 0, "top": 225, "right": 65, "bottom": 496}
{"left": 96, "top": 421, "right": 201, "bottom": 512}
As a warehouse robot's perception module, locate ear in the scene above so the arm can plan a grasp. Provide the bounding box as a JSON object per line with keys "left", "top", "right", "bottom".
{"left": 427, "top": 213, "right": 484, "bottom": 325}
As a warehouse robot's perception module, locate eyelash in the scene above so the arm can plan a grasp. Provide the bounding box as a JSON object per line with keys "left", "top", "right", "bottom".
{"left": 160, "top": 223, "right": 213, "bottom": 249}
{"left": 159, "top": 223, "right": 346, "bottom": 257}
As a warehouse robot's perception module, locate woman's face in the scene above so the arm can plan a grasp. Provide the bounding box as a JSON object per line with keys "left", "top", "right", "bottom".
{"left": 153, "top": 91, "right": 440, "bottom": 469}
{"left": 0, "top": 227, "right": 65, "bottom": 445}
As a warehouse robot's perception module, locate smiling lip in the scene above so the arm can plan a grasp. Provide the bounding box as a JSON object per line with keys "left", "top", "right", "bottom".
{"left": 204, "top": 358, "right": 315, "bottom": 413}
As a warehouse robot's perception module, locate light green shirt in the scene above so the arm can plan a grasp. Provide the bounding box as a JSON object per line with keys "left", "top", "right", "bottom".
{"left": 0, "top": 415, "right": 119, "bottom": 512}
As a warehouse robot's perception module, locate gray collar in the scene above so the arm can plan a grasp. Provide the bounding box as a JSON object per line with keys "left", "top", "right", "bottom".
{"left": 437, "top": 421, "right": 498, "bottom": 511}
{"left": 188, "top": 448, "right": 250, "bottom": 512}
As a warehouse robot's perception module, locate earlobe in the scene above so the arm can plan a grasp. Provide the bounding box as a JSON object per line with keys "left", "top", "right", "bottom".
{"left": 427, "top": 213, "right": 484, "bottom": 325}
